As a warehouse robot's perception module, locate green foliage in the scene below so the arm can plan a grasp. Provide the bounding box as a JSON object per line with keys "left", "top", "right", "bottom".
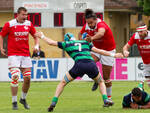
{"left": 137, "top": 0, "right": 150, "bottom": 16}
{"left": 0, "top": 81, "right": 150, "bottom": 113}
{"left": 137, "top": 0, "right": 144, "bottom": 7}
{"left": 143, "top": 0, "right": 150, "bottom": 16}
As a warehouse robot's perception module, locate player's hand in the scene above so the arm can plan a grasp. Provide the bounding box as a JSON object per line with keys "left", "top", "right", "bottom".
{"left": 85, "top": 34, "right": 92, "bottom": 42}
{"left": 123, "top": 50, "right": 129, "bottom": 57}
{"left": 0, "top": 48, "right": 7, "bottom": 56}
{"left": 33, "top": 56, "right": 40, "bottom": 60}
{"left": 34, "top": 32, "right": 42, "bottom": 38}
{"left": 35, "top": 32, "right": 45, "bottom": 39}
{"left": 130, "top": 103, "right": 138, "bottom": 109}
{"left": 33, "top": 44, "right": 39, "bottom": 53}
{"left": 114, "top": 53, "right": 124, "bottom": 58}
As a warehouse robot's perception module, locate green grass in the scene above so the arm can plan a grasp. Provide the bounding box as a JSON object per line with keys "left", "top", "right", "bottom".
{"left": 0, "top": 81, "right": 150, "bottom": 113}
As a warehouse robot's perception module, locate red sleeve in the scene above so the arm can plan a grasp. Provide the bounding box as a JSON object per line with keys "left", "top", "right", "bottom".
{"left": 29, "top": 22, "right": 36, "bottom": 37}
{"left": 0, "top": 22, "right": 10, "bottom": 38}
{"left": 128, "top": 34, "right": 136, "bottom": 46}
{"left": 97, "top": 22, "right": 107, "bottom": 30}
{"left": 80, "top": 24, "right": 86, "bottom": 34}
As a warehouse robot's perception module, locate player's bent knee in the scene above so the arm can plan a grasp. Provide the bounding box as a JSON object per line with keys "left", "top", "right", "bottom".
{"left": 24, "top": 75, "right": 31, "bottom": 80}
{"left": 97, "top": 76, "right": 103, "bottom": 84}
{"left": 93, "top": 73, "right": 103, "bottom": 84}
{"left": 61, "top": 80, "right": 67, "bottom": 86}
{"left": 64, "top": 74, "right": 71, "bottom": 84}
{"left": 23, "top": 70, "right": 31, "bottom": 77}
{"left": 11, "top": 75, "right": 19, "bottom": 87}
{"left": 23, "top": 70, "right": 31, "bottom": 84}
{"left": 9, "top": 68, "right": 20, "bottom": 87}
{"left": 24, "top": 77, "right": 31, "bottom": 84}
{"left": 104, "top": 79, "right": 112, "bottom": 87}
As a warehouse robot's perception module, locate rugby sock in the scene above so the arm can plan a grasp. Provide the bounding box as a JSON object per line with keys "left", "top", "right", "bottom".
{"left": 12, "top": 96, "right": 17, "bottom": 103}
{"left": 106, "top": 87, "right": 112, "bottom": 99}
{"left": 102, "top": 94, "right": 108, "bottom": 101}
{"left": 138, "top": 82, "right": 144, "bottom": 91}
{"left": 108, "top": 96, "right": 111, "bottom": 99}
{"left": 52, "top": 97, "right": 58, "bottom": 104}
{"left": 21, "top": 91, "right": 27, "bottom": 99}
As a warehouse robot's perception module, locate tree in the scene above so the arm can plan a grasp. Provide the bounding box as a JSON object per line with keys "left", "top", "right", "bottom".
{"left": 137, "top": 0, "right": 150, "bottom": 16}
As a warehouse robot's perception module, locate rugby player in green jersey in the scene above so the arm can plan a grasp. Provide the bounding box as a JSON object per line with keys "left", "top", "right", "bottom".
{"left": 122, "top": 81, "right": 150, "bottom": 109}
{"left": 36, "top": 32, "right": 123, "bottom": 112}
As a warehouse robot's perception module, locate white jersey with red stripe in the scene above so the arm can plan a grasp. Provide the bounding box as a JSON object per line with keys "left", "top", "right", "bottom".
{"left": 0, "top": 19, "right": 36, "bottom": 56}
{"left": 80, "top": 18, "right": 116, "bottom": 51}
{"left": 128, "top": 31, "right": 150, "bottom": 64}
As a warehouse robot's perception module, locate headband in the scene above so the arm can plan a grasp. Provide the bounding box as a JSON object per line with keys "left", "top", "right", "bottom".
{"left": 136, "top": 25, "right": 147, "bottom": 31}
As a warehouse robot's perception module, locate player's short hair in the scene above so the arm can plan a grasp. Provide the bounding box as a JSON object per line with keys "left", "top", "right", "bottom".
{"left": 137, "top": 21, "right": 146, "bottom": 27}
{"left": 17, "top": 7, "right": 27, "bottom": 14}
{"left": 84, "top": 9, "right": 97, "bottom": 20}
{"left": 131, "top": 87, "right": 142, "bottom": 97}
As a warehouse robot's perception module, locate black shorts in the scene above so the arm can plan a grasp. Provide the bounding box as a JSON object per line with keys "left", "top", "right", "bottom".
{"left": 69, "top": 59, "right": 99, "bottom": 79}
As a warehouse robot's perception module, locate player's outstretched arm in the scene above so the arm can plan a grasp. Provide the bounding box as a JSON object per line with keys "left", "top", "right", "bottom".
{"left": 138, "top": 102, "right": 150, "bottom": 109}
{"left": 91, "top": 47, "right": 123, "bottom": 58}
{"left": 36, "top": 32, "right": 58, "bottom": 46}
{"left": 123, "top": 43, "right": 130, "bottom": 57}
{"left": 33, "top": 32, "right": 40, "bottom": 51}
{"left": 0, "top": 35, "right": 7, "bottom": 56}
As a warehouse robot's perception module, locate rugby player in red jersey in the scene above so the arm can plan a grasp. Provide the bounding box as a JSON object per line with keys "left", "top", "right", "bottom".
{"left": 0, "top": 7, "right": 39, "bottom": 110}
{"left": 79, "top": 9, "right": 116, "bottom": 103}
{"left": 123, "top": 21, "right": 150, "bottom": 88}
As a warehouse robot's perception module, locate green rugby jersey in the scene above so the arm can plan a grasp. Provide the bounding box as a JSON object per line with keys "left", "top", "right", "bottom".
{"left": 58, "top": 40, "right": 94, "bottom": 62}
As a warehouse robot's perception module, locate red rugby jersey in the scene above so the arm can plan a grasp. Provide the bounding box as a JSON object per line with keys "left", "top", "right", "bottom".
{"left": 128, "top": 31, "right": 150, "bottom": 64}
{"left": 0, "top": 19, "right": 36, "bottom": 56}
{"left": 80, "top": 18, "right": 116, "bottom": 51}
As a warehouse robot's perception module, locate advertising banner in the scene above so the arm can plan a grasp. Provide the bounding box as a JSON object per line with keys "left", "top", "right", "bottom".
{"left": 0, "top": 58, "right": 144, "bottom": 81}
{"left": 135, "top": 58, "right": 145, "bottom": 81}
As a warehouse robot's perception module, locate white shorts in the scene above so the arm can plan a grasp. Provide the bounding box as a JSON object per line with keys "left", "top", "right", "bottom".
{"left": 143, "top": 64, "right": 150, "bottom": 77}
{"left": 8, "top": 56, "right": 32, "bottom": 68}
{"left": 91, "top": 49, "right": 116, "bottom": 66}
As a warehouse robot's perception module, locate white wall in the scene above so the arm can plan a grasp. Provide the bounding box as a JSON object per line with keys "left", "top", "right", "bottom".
{"left": 14, "top": 0, "right": 104, "bottom": 28}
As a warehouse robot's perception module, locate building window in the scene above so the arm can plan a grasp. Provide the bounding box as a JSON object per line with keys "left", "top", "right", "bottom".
{"left": 54, "top": 13, "right": 63, "bottom": 27}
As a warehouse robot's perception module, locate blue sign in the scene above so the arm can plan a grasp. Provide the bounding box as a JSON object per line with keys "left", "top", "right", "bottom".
{"left": 9, "top": 59, "right": 59, "bottom": 80}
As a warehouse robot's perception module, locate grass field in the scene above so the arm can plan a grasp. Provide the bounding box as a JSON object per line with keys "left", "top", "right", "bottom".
{"left": 0, "top": 81, "right": 150, "bottom": 113}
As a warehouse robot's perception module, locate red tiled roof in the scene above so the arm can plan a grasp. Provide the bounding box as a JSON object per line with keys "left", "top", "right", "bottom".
{"left": 105, "top": 0, "right": 138, "bottom": 9}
